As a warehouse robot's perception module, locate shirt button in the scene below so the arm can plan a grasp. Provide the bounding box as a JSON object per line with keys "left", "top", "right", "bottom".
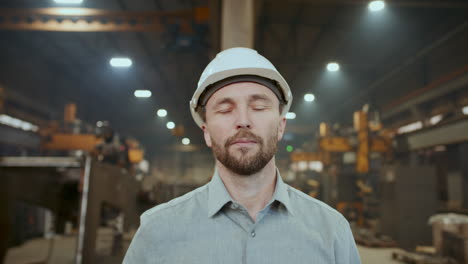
{"left": 230, "top": 203, "right": 239, "bottom": 210}
{"left": 250, "top": 231, "right": 256, "bottom": 237}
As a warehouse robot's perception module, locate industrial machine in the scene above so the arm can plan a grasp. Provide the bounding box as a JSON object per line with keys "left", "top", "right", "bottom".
{"left": 1, "top": 103, "right": 146, "bottom": 264}
{"left": 289, "top": 80, "right": 468, "bottom": 251}
{"left": 41, "top": 103, "right": 145, "bottom": 167}
{"left": 0, "top": 156, "right": 140, "bottom": 264}
{"left": 290, "top": 106, "right": 392, "bottom": 226}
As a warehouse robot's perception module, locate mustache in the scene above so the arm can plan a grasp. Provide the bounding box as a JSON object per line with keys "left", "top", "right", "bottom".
{"left": 225, "top": 129, "right": 263, "bottom": 148}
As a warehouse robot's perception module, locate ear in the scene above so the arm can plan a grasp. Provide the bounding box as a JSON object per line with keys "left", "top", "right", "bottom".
{"left": 277, "top": 117, "right": 287, "bottom": 141}
{"left": 202, "top": 124, "right": 212, "bottom": 147}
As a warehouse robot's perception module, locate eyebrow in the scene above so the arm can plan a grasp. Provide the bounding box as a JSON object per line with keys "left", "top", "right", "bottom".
{"left": 212, "top": 97, "right": 235, "bottom": 108}
{"left": 248, "top": 94, "right": 274, "bottom": 105}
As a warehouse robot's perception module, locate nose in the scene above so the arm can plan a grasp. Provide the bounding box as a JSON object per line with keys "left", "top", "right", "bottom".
{"left": 235, "top": 107, "right": 252, "bottom": 129}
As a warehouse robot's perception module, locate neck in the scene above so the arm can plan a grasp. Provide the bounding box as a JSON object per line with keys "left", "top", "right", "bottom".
{"left": 216, "top": 158, "right": 277, "bottom": 222}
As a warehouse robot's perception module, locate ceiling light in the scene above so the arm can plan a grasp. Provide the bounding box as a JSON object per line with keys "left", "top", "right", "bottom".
{"left": 54, "top": 8, "right": 90, "bottom": 16}
{"left": 327, "top": 62, "right": 340, "bottom": 72}
{"left": 463, "top": 106, "right": 468, "bottom": 115}
{"left": 54, "top": 0, "right": 83, "bottom": 4}
{"left": 0, "top": 114, "right": 39, "bottom": 132}
{"left": 182, "top": 138, "right": 190, "bottom": 145}
{"left": 397, "top": 121, "right": 422, "bottom": 134}
{"left": 368, "top": 1, "right": 385, "bottom": 12}
{"left": 304, "top": 93, "right": 315, "bottom": 102}
{"left": 134, "top": 90, "right": 152, "bottom": 98}
{"left": 166, "top": 121, "right": 175, "bottom": 129}
{"left": 157, "top": 109, "right": 167, "bottom": 117}
{"left": 286, "top": 112, "right": 296, "bottom": 120}
{"left": 110, "top": 57, "right": 132, "bottom": 67}
{"left": 429, "top": 114, "right": 442, "bottom": 125}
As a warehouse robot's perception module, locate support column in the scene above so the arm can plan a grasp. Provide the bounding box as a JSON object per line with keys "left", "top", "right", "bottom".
{"left": 221, "top": 0, "right": 254, "bottom": 50}
{"left": 459, "top": 143, "right": 468, "bottom": 209}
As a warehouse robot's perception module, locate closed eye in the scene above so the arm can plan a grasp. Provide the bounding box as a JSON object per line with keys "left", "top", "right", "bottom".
{"left": 216, "top": 108, "right": 233, "bottom": 114}
{"left": 252, "top": 105, "right": 269, "bottom": 111}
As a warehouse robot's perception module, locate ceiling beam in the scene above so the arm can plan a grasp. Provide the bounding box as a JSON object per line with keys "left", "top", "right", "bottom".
{"left": 0, "top": 7, "right": 209, "bottom": 32}
{"left": 330, "top": 20, "right": 468, "bottom": 120}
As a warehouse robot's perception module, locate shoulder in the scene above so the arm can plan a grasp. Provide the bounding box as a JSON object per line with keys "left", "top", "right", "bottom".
{"left": 287, "top": 185, "right": 348, "bottom": 225}
{"left": 124, "top": 184, "right": 209, "bottom": 261}
{"left": 140, "top": 184, "right": 209, "bottom": 225}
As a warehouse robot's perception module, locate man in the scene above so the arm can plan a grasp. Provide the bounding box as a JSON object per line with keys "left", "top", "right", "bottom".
{"left": 123, "top": 48, "right": 361, "bottom": 263}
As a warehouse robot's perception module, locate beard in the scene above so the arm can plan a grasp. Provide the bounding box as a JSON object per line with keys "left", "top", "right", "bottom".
{"left": 211, "top": 128, "right": 278, "bottom": 176}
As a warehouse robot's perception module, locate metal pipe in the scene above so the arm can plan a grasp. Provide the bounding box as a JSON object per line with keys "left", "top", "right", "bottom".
{"left": 75, "top": 156, "right": 91, "bottom": 264}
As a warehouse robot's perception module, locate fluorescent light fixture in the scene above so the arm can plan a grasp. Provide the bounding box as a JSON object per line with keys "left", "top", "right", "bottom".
{"left": 166, "top": 121, "right": 175, "bottom": 129}
{"left": 54, "top": 0, "right": 83, "bottom": 4}
{"left": 134, "top": 90, "right": 152, "bottom": 98}
{"left": 0, "top": 114, "right": 39, "bottom": 132}
{"left": 429, "top": 114, "right": 442, "bottom": 125}
{"left": 368, "top": 1, "right": 385, "bottom": 12}
{"left": 285, "top": 112, "right": 296, "bottom": 120}
{"left": 327, "top": 62, "right": 340, "bottom": 72}
{"left": 397, "top": 121, "right": 422, "bottom": 134}
{"left": 304, "top": 93, "right": 315, "bottom": 102}
{"left": 110, "top": 57, "right": 132, "bottom": 67}
{"left": 182, "top": 138, "right": 190, "bottom": 145}
{"left": 54, "top": 8, "right": 89, "bottom": 15}
{"left": 463, "top": 106, "right": 468, "bottom": 115}
{"left": 157, "top": 109, "right": 167, "bottom": 117}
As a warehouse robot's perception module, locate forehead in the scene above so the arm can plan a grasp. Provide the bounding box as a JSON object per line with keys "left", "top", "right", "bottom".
{"left": 205, "top": 82, "right": 278, "bottom": 106}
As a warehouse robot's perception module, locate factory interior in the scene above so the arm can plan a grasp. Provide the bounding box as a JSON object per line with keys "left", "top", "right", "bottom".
{"left": 1, "top": 0, "right": 468, "bottom": 263}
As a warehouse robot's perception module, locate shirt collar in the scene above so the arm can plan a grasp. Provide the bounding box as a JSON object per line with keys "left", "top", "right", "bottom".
{"left": 207, "top": 169, "right": 233, "bottom": 217}
{"left": 271, "top": 169, "right": 294, "bottom": 216}
{"left": 207, "top": 168, "right": 294, "bottom": 218}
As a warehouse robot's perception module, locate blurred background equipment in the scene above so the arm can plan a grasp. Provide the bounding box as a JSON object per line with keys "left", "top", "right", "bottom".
{"left": 1, "top": 0, "right": 468, "bottom": 263}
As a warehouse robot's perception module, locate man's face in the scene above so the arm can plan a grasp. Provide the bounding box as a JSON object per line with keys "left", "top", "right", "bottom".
{"left": 202, "top": 82, "right": 287, "bottom": 175}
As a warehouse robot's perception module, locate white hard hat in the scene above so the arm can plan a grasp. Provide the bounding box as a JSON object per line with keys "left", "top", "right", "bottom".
{"left": 189, "top": 47, "right": 293, "bottom": 128}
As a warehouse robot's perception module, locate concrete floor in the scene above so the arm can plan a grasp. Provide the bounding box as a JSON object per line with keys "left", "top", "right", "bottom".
{"left": 358, "top": 245, "right": 402, "bottom": 264}
{"left": 5, "top": 237, "right": 403, "bottom": 264}
{"left": 4, "top": 236, "right": 76, "bottom": 264}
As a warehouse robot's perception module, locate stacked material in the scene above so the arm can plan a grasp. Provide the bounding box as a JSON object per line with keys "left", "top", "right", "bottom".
{"left": 429, "top": 213, "right": 468, "bottom": 263}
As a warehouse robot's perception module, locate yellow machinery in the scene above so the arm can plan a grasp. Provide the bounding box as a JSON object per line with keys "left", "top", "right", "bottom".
{"left": 41, "top": 103, "right": 144, "bottom": 164}
{"left": 43, "top": 133, "right": 103, "bottom": 152}
{"left": 291, "top": 109, "right": 392, "bottom": 171}
{"left": 290, "top": 107, "right": 393, "bottom": 225}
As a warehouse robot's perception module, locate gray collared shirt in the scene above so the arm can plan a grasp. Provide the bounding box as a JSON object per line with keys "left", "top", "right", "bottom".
{"left": 124, "top": 170, "right": 361, "bottom": 264}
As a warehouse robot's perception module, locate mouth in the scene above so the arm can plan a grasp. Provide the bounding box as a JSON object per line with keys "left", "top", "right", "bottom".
{"left": 231, "top": 138, "right": 257, "bottom": 147}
